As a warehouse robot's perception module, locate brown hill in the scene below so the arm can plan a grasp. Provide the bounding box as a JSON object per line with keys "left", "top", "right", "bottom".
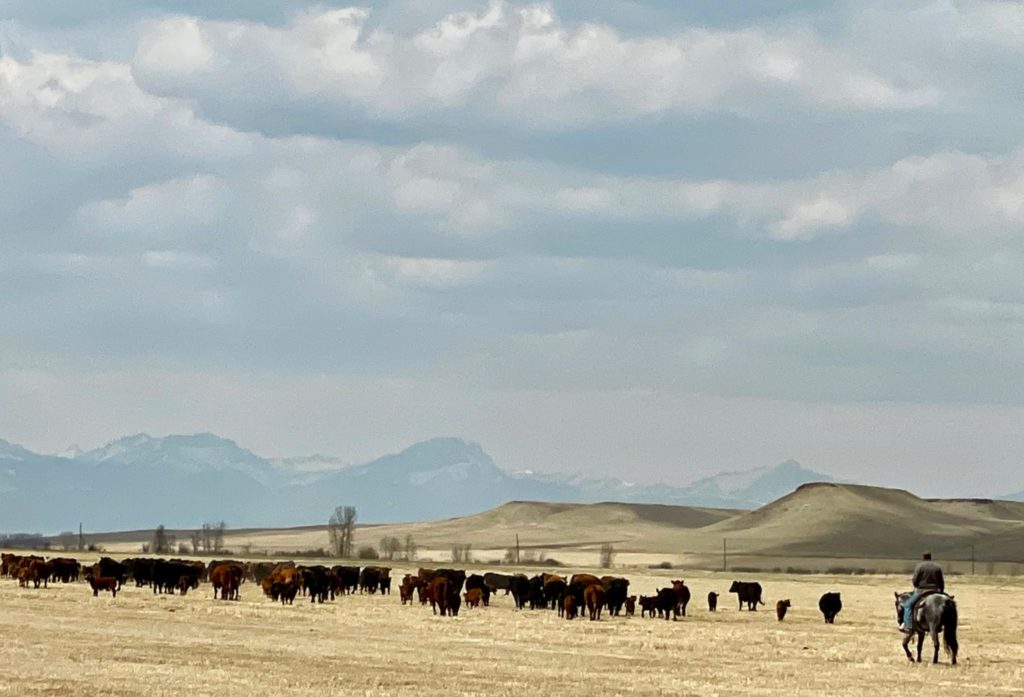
{"left": 49, "top": 485, "right": 1024, "bottom": 566}
{"left": 704, "top": 483, "right": 1024, "bottom": 559}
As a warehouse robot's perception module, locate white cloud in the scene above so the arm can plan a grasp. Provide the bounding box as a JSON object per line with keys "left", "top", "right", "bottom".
{"left": 0, "top": 52, "right": 250, "bottom": 158}
{"left": 771, "top": 196, "right": 857, "bottom": 240}
{"left": 129, "top": 4, "right": 939, "bottom": 129}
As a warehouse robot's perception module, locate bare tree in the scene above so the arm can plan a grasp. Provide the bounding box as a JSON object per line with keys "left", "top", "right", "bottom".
{"left": 451, "top": 543, "right": 472, "bottom": 564}
{"left": 599, "top": 543, "right": 615, "bottom": 569}
{"left": 403, "top": 534, "right": 418, "bottom": 562}
{"left": 379, "top": 536, "right": 401, "bottom": 561}
{"left": 211, "top": 521, "right": 227, "bottom": 553}
{"left": 190, "top": 530, "right": 202, "bottom": 554}
{"left": 328, "top": 505, "right": 357, "bottom": 558}
{"left": 152, "top": 524, "right": 174, "bottom": 555}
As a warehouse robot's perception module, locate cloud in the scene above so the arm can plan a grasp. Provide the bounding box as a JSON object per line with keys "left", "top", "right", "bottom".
{"left": 2, "top": 1, "right": 1024, "bottom": 493}
{"left": 129, "top": 3, "right": 939, "bottom": 132}
{"left": 0, "top": 52, "right": 250, "bottom": 158}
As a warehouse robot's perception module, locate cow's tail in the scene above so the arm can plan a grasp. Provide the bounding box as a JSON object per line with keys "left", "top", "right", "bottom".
{"left": 942, "top": 598, "right": 958, "bottom": 660}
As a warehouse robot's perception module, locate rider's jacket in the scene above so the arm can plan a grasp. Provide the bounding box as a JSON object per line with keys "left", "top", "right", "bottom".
{"left": 912, "top": 561, "right": 945, "bottom": 592}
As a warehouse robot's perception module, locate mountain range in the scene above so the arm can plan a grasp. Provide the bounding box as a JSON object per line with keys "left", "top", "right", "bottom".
{"left": 0, "top": 433, "right": 837, "bottom": 533}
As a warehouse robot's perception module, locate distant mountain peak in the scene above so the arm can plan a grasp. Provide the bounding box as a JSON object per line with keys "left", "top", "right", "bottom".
{"left": 0, "top": 438, "right": 33, "bottom": 460}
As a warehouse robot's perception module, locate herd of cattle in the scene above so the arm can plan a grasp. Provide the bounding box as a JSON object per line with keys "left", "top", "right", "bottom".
{"left": 0, "top": 552, "right": 844, "bottom": 623}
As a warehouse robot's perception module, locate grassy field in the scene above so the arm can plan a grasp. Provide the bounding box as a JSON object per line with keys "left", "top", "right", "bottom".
{"left": 1, "top": 564, "right": 1022, "bottom": 696}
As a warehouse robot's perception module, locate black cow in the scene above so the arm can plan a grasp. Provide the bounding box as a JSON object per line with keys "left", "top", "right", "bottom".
{"left": 729, "top": 581, "right": 764, "bottom": 611}
{"left": 95, "top": 557, "right": 128, "bottom": 588}
{"left": 433, "top": 568, "right": 467, "bottom": 594}
{"left": 465, "top": 574, "right": 491, "bottom": 606}
{"left": 126, "top": 558, "right": 154, "bottom": 587}
{"left": 654, "top": 588, "right": 679, "bottom": 620}
{"left": 484, "top": 572, "right": 517, "bottom": 595}
{"left": 303, "top": 566, "right": 331, "bottom": 603}
{"left": 544, "top": 578, "right": 568, "bottom": 610}
{"left": 602, "top": 577, "right": 630, "bottom": 616}
{"left": 509, "top": 575, "right": 531, "bottom": 610}
{"left": 332, "top": 565, "right": 360, "bottom": 594}
{"left": 359, "top": 567, "right": 381, "bottom": 594}
{"left": 818, "top": 592, "right": 842, "bottom": 623}
{"left": 528, "top": 575, "right": 547, "bottom": 610}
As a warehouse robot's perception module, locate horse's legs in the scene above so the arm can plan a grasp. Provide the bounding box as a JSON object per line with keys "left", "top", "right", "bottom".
{"left": 902, "top": 632, "right": 914, "bottom": 662}
{"left": 916, "top": 632, "right": 925, "bottom": 662}
{"left": 931, "top": 627, "right": 940, "bottom": 664}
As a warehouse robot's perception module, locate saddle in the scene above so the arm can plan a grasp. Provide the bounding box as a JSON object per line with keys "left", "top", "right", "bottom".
{"left": 907, "top": 590, "right": 942, "bottom": 627}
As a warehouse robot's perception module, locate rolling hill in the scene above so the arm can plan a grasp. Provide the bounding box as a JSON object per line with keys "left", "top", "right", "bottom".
{"left": 70, "top": 483, "right": 1024, "bottom": 569}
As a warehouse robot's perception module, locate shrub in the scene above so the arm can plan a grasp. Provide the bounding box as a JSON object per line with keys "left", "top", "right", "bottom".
{"left": 357, "top": 546, "right": 379, "bottom": 560}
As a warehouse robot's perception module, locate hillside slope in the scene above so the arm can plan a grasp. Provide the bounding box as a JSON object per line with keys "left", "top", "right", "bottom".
{"left": 705, "top": 483, "right": 1024, "bottom": 558}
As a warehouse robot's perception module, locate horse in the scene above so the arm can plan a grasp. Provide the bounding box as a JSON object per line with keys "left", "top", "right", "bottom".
{"left": 894, "top": 591, "right": 958, "bottom": 665}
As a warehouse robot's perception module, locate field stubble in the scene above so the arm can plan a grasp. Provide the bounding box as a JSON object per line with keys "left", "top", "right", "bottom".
{"left": 1, "top": 569, "right": 1022, "bottom": 696}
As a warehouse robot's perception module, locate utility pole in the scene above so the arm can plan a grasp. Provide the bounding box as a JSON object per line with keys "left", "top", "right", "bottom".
{"left": 515, "top": 534, "right": 521, "bottom": 564}
{"left": 971, "top": 545, "right": 975, "bottom": 576}
{"left": 722, "top": 539, "right": 727, "bottom": 572}
{"left": 78, "top": 523, "right": 84, "bottom": 551}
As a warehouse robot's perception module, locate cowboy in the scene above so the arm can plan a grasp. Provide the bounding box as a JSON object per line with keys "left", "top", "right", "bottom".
{"left": 901, "top": 552, "right": 945, "bottom": 632}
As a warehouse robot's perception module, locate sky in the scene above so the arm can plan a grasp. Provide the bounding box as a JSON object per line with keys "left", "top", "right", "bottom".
{"left": 1, "top": 1, "right": 1022, "bottom": 497}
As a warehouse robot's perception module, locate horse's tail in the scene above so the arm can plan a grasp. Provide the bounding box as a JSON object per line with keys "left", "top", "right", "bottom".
{"left": 942, "top": 597, "right": 959, "bottom": 660}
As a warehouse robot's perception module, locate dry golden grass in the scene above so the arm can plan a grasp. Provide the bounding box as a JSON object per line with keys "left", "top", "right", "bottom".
{"left": 1, "top": 566, "right": 1022, "bottom": 696}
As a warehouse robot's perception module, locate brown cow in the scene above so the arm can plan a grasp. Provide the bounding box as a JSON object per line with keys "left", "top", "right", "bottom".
{"left": 584, "top": 584, "right": 607, "bottom": 621}
{"left": 569, "top": 573, "right": 601, "bottom": 589}
{"left": 625, "top": 596, "right": 637, "bottom": 616}
{"left": 210, "top": 563, "right": 243, "bottom": 601}
{"left": 28, "top": 559, "right": 51, "bottom": 588}
{"left": 563, "top": 594, "right": 577, "bottom": 620}
{"left": 1, "top": 553, "right": 19, "bottom": 577}
{"left": 17, "top": 565, "right": 36, "bottom": 588}
{"left": 428, "top": 577, "right": 451, "bottom": 616}
{"left": 777, "top": 599, "right": 791, "bottom": 621}
{"left": 176, "top": 575, "right": 192, "bottom": 596}
{"left": 464, "top": 588, "right": 483, "bottom": 608}
{"left": 88, "top": 575, "right": 119, "bottom": 597}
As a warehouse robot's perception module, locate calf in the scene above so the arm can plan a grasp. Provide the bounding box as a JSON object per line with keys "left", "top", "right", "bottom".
{"left": 464, "top": 588, "right": 483, "bottom": 608}
{"left": 176, "top": 575, "right": 192, "bottom": 596}
{"left": 88, "top": 575, "right": 119, "bottom": 598}
{"left": 708, "top": 591, "right": 719, "bottom": 612}
{"left": 563, "top": 595, "right": 577, "bottom": 620}
{"left": 776, "top": 599, "right": 791, "bottom": 621}
{"left": 625, "top": 596, "right": 636, "bottom": 616}
{"left": 638, "top": 595, "right": 657, "bottom": 618}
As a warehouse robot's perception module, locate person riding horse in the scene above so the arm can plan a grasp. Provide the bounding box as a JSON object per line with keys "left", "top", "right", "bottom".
{"left": 901, "top": 552, "right": 945, "bottom": 632}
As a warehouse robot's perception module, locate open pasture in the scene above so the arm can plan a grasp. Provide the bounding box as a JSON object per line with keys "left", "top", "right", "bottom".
{"left": 2, "top": 566, "right": 1022, "bottom": 696}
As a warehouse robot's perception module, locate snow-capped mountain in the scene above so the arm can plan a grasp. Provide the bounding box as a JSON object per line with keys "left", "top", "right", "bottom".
{"left": 0, "top": 433, "right": 836, "bottom": 532}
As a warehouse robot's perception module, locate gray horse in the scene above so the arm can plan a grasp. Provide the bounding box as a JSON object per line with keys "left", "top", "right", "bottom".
{"left": 895, "top": 591, "right": 958, "bottom": 665}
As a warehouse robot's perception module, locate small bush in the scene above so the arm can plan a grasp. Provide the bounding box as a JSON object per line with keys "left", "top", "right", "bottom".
{"left": 357, "top": 546, "right": 379, "bottom": 560}
{"left": 648, "top": 561, "right": 673, "bottom": 569}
